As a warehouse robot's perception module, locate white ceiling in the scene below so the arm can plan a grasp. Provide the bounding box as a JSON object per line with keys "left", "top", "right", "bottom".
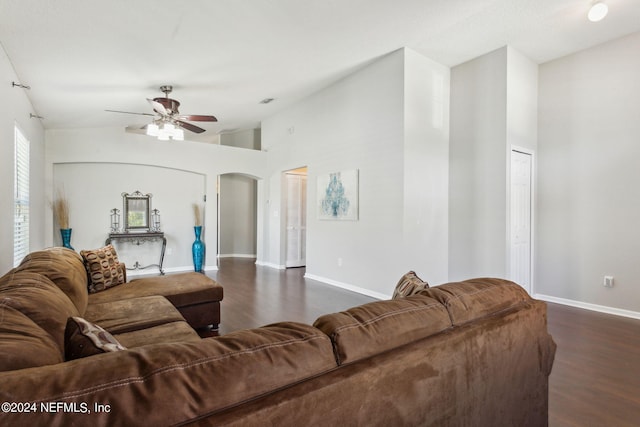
{"left": 1, "top": 0, "right": 639, "bottom": 142}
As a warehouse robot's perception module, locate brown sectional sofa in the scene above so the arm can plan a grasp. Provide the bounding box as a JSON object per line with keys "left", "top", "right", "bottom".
{"left": 0, "top": 247, "right": 556, "bottom": 426}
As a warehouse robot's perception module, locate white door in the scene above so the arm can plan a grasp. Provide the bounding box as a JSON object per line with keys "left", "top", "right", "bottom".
{"left": 510, "top": 149, "right": 533, "bottom": 293}
{"left": 285, "top": 172, "right": 307, "bottom": 267}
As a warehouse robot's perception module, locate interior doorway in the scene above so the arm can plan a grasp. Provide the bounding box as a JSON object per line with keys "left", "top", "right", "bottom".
{"left": 509, "top": 148, "right": 534, "bottom": 294}
{"left": 284, "top": 167, "right": 307, "bottom": 268}
{"left": 218, "top": 173, "right": 258, "bottom": 259}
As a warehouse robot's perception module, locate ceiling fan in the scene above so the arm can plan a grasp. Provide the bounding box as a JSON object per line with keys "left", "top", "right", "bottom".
{"left": 106, "top": 85, "right": 217, "bottom": 140}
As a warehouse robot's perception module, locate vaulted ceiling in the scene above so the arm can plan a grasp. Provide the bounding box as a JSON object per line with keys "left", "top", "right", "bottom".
{"left": 1, "top": 0, "right": 639, "bottom": 142}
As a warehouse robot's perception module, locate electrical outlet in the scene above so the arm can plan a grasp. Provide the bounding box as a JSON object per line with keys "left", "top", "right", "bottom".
{"left": 603, "top": 276, "right": 614, "bottom": 288}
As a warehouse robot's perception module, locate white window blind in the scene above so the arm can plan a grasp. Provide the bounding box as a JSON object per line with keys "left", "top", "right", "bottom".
{"left": 14, "top": 126, "right": 29, "bottom": 267}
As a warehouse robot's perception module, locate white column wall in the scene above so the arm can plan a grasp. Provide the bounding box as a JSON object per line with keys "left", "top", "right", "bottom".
{"left": 449, "top": 47, "right": 509, "bottom": 281}
{"left": 449, "top": 46, "right": 538, "bottom": 284}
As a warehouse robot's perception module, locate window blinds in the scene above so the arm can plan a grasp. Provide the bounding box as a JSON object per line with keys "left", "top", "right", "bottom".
{"left": 14, "top": 126, "right": 29, "bottom": 267}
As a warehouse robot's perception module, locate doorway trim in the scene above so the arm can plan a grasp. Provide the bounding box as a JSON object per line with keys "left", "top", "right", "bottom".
{"left": 282, "top": 166, "right": 308, "bottom": 268}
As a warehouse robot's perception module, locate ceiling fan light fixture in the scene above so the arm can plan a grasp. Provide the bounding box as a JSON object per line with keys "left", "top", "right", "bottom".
{"left": 146, "top": 123, "right": 160, "bottom": 137}
{"left": 148, "top": 121, "right": 185, "bottom": 141}
{"left": 588, "top": 2, "right": 608, "bottom": 22}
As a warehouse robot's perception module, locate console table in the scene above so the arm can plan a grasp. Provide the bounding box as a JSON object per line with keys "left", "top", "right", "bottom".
{"left": 106, "top": 232, "right": 166, "bottom": 275}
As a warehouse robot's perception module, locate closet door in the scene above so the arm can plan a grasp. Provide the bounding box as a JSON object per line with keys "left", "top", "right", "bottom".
{"left": 510, "top": 149, "right": 533, "bottom": 293}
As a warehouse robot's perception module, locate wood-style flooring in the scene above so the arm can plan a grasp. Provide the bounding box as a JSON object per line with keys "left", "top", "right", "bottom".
{"left": 207, "top": 258, "right": 640, "bottom": 427}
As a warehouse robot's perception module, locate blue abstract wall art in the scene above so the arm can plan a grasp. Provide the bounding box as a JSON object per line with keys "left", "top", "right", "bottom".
{"left": 317, "top": 169, "right": 358, "bottom": 220}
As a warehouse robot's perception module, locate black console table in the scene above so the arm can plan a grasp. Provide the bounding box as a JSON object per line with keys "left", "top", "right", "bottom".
{"left": 106, "top": 232, "right": 166, "bottom": 275}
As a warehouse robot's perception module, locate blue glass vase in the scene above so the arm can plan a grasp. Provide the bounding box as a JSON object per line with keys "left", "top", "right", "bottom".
{"left": 60, "top": 228, "right": 74, "bottom": 250}
{"left": 192, "top": 226, "right": 205, "bottom": 273}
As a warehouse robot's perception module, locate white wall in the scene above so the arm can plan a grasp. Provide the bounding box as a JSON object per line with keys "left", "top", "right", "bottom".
{"left": 45, "top": 127, "right": 267, "bottom": 272}
{"left": 0, "top": 45, "right": 45, "bottom": 273}
{"left": 261, "top": 48, "right": 450, "bottom": 298}
{"left": 537, "top": 31, "right": 640, "bottom": 314}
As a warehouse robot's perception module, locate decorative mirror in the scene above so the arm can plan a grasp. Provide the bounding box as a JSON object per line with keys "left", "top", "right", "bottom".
{"left": 122, "top": 191, "right": 152, "bottom": 232}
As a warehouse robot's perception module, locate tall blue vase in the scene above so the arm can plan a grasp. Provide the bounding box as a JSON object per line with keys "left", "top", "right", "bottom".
{"left": 192, "top": 226, "right": 205, "bottom": 273}
{"left": 60, "top": 228, "right": 74, "bottom": 250}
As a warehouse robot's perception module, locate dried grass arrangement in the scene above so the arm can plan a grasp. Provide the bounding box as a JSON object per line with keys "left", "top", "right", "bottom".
{"left": 52, "top": 190, "right": 70, "bottom": 229}
{"left": 193, "top": 203, "right": 202, "bottom": 227}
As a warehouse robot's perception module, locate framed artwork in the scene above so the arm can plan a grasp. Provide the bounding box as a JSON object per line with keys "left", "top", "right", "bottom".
{"left": 317, "top": 169, "right": 359, "bottom": 220}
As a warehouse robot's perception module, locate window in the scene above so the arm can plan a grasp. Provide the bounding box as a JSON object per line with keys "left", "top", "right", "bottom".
{"left": 14, "top": 126, "right": 29, "bottom": 267}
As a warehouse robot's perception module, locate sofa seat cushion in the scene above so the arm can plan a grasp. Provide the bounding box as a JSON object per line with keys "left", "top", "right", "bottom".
{"left": 418, "top": 278, "right": 531, "bottom": 326}
{"left": 14, "top": 247, "right": 89, "bottom": 315}
{"left": 114, "top": 321, "right": 201, "bottom": 348}
{"left": 314, "top": 294, "right": 451, "bottom": 365}
{"left": 87, "top": 272, "right": 223, "bottom": 308}
{"left": 0, "top": 271, "right": 79, "bottom": 356}
{"left": 85, "top": 296, "right": 186, "bottom": 334}
{"left": 0, "top": 305, "right": 63, "bottom": 371}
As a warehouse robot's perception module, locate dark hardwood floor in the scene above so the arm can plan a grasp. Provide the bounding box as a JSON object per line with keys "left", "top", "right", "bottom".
{"left": 209, "top": 257, "right": 377, "bottom": 335}
{"left": 546, "top": 302, "right": 640, "bottom": 426}
{"left": 207, "top": 258, "right": 640, "bottom": 426}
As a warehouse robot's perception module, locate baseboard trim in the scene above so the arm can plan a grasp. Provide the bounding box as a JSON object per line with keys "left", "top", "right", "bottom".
{"left": 534, "top": 293, "right": 640, "bottom": 320}
{"left": 128, "top": 265, "right": 218, "bottom": 278}
{"left": 255, "top": 260, "right": 286, "bottom": 270}
{"left": 218, "top": 254, "right": 257, "bottom": 259}
{"left": 304, "top": 273, "right": 388, "bottom": 300}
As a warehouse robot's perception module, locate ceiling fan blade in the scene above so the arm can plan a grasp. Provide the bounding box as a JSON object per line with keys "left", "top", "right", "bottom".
{"left": 176, "top": 120, "right": 206, "bottom": 134}
{"left": 105, "top": 109, "right": 155, "bottom": 117}
{"left": 147, "top": 98, "right": 168, "bottom": 116}
{"left": 175, "top": 114, "right": 217, "bottom": 122}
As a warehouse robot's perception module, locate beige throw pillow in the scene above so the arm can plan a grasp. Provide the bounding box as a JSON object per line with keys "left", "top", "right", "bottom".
{"left": 64, "top": 316, "right": 126, "bottom": 360}
{"left": 392, "top": 271, "right": 429, "bottom": 299}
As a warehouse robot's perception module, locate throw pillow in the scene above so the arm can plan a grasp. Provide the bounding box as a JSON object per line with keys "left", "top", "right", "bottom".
{"left": 64, "top": 316, "right": 126, "bottom": 360}
{"left": 80, "top": 244, "right": 126, "bottom": 293}
{"left": 392, "top": 271, "right": 429, "bottom": 299}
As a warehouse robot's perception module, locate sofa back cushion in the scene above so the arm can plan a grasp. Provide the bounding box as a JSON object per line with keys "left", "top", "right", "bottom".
{"left": 314, "top": 294, "right": 451, "bottom": 365}
{"left": 0, "top": 271, "right": 79, "bottom": 358}
{"left": 15, "top": 247, "right": 89, "bottom": 315}
{"left": 418, "top": 278, "right": 531, "bottom": 326}
{"left": 0, "top": 305, "right": 63, "bottom": 371}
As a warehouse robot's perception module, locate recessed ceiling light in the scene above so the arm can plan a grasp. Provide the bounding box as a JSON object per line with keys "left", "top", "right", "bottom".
{"left": 588, "top": 2, "right": 608, "bottom": 22}
{"left": 260, "top": 98, "right": 275, "bottom": 104}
